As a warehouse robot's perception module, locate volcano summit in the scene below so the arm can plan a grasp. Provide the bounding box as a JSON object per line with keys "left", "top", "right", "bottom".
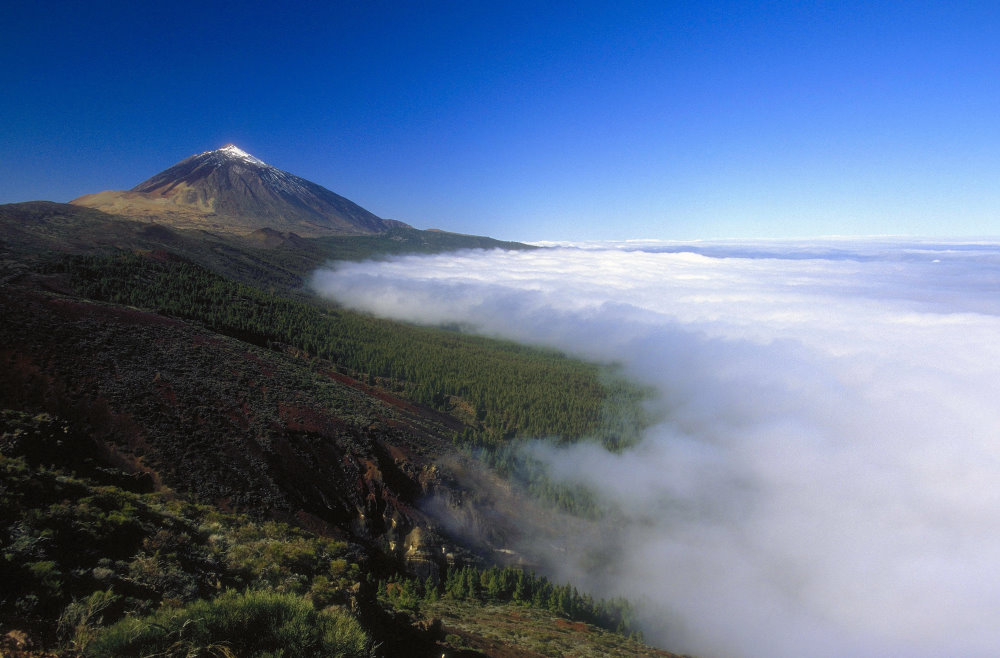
{"left": 72, "top": 144, "right": 390, "bottom": 236}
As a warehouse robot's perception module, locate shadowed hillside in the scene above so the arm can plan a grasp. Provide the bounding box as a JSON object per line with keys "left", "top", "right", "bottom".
{"left": 0, "top": 201, "right": 678, "bottom": 656}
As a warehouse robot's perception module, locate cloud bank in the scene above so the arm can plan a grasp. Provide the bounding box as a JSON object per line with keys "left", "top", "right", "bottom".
{"left": 312, "top": 241, "right": 1000, "bottom": 657}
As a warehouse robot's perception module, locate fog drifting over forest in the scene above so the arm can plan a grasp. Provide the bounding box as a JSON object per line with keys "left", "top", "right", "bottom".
{"left": 313, "top": 240, "right": 1000, "bottom": 657}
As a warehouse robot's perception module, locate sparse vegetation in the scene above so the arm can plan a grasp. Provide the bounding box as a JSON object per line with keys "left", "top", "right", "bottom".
{"left": 423, "top": 600, "right": 671, "bottom": 658}
{"left": 0, "top": 449, "right": 370, "bottom": 654}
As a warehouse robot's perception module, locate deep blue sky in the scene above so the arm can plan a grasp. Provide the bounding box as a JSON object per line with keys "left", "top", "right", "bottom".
{"left": 3, "top": 1, "right": 1000, "bottom": 240}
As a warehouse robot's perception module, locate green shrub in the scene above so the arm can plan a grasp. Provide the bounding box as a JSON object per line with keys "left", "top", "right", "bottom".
{"left": 86, "top": 589, "right": 370, "bottom": 657}
{"left": 27, "top": 559, "right": 63, "bottom": 593}
{"left": 57, "top": 589, "right": 119, "bottom": 651}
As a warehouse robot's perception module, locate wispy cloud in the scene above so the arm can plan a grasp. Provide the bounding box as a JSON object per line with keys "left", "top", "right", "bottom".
{"left": 312, "top": 241, "right": 1000, "bottom": 657}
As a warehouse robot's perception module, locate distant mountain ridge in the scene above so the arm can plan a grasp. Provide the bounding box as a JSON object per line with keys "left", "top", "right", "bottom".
{"left": 72, "top": 144, "right": 394, "bottom": 237}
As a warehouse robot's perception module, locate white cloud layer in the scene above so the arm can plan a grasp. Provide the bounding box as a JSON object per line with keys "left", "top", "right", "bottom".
{"left": 312, "top": 240, "right": 1000, "bottom": 657}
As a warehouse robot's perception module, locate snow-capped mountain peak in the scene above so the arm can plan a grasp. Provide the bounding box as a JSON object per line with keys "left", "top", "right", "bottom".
{"left": 71, "top": 144, "right": 389, "bottom": 236}
{"left": 202, "top": 143, "right": 267, "bottom": 167}
{"left": 219, "top": 143, "right": 250, "bottom": 157}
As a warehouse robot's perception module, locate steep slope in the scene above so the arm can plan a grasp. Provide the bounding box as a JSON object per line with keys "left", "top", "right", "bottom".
{"left": 0, "top": 254, "right": 672, "bottom": 656}
{"left": 71, "top": 145, "right": 390, "bottom": 237}
{"left": 0, "top": 276, "right": 460, "bottom": 548}
{"left": 0, "top": 205, "right": 674, "bottom": 656}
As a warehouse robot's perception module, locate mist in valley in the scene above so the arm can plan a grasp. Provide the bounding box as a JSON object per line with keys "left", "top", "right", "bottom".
{"left": 312, "top": 240, "right": 1000, "bottom": 657}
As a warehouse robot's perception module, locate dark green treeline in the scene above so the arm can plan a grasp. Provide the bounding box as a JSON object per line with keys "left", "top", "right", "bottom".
{"left": 45, "top": 252, "right": 645, "bottom": 447}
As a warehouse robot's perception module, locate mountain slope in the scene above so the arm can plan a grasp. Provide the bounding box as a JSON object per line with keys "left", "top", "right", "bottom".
{"left": 0, "top": 197, "right": 675, "bottom": 655}
{"left": 0, "top": 248, "right": 669, "bottom": 656}
{"left": 71, "top": 145, "right": 390, "bottom": 237}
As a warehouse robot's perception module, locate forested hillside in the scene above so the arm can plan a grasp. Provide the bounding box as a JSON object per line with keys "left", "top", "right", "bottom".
{"left": 0, "top": 204, "right": 673, "bottom": 657}
{"left": 43, "top": 252, "right": 645, "bottom": 447}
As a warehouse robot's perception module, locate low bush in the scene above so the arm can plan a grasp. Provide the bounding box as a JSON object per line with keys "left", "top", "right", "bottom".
{"left": 86, "top": 589, "right": 370, "bottom": 657}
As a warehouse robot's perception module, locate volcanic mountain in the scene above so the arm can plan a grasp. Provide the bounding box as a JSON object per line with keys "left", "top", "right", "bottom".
{"left": 71, "top": 144, "right": 392, "bottom": 236}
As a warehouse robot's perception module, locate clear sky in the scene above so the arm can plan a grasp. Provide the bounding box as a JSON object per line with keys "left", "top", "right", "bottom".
{"left": 3, "top": 1, "right": 999, "bottom": 241}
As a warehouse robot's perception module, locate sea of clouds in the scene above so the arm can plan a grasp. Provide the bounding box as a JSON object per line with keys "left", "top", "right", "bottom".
{"left": 312, "top": 239, "right": 1000, "bottom": 657}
